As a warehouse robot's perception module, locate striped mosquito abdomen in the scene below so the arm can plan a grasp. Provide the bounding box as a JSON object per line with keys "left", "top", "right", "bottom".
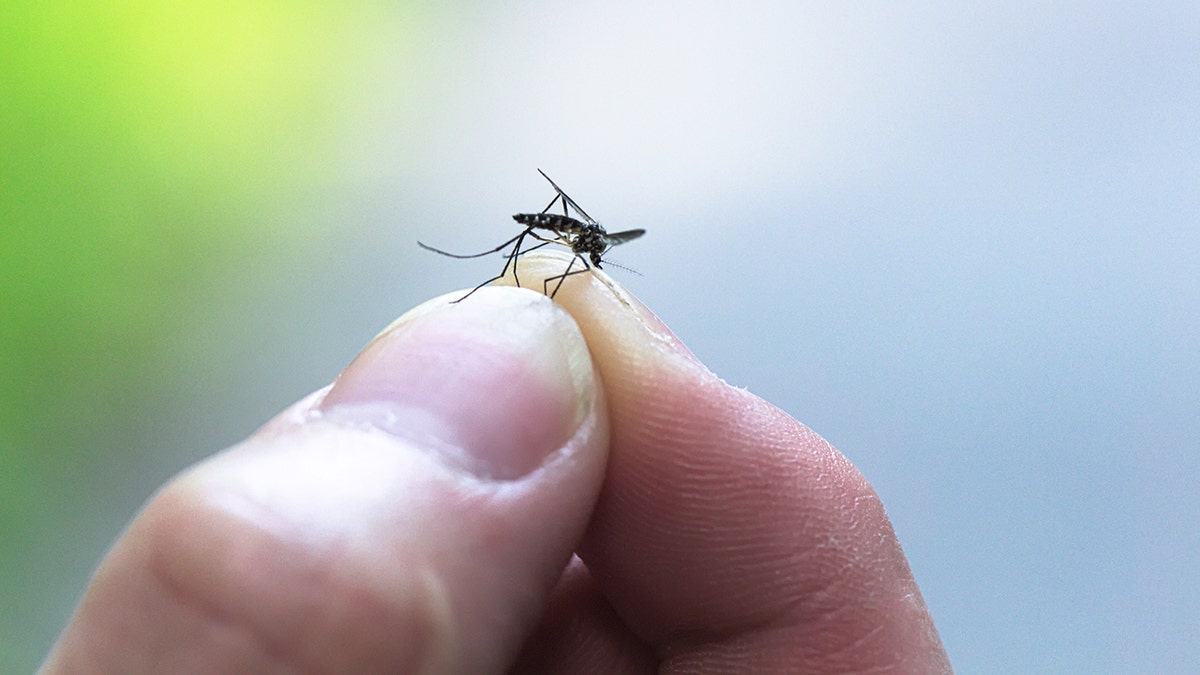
{"left": 512, "top": 212, "right": 587, "bottom": 234}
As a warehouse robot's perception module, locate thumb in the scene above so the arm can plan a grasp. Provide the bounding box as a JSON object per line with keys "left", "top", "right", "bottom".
{"left": 42, "top": 287, "right": 609, "bottom": 674}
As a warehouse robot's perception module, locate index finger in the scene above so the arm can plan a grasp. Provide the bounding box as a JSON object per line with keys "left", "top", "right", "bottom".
{"left": 501, "top": 252, "right": 950, "bottom": 672}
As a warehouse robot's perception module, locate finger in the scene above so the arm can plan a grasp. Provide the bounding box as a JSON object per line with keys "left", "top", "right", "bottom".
{"left": 500, "top": 252, "right": 951, "bottom": 673}
{"left": 42, "top": 287, "right": 610, "bottom": 674}
{"left": 509, "top": 557, "right": 656, "bottom": 674}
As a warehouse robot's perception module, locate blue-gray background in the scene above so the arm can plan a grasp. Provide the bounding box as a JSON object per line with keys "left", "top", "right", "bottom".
{"left": 3, "top": 3, "right": 1196, "bottom": 672}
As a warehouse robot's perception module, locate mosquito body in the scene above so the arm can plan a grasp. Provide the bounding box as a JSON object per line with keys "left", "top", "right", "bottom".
{"left": 420, "top": 170, "right": 645, "bottom": 301}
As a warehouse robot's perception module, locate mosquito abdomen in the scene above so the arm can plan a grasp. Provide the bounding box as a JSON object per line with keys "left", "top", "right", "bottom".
{"left": 513, "top": 212, "right": 585, "bottom": 233}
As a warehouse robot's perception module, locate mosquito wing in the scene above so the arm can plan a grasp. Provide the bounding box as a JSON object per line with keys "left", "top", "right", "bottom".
{"left": 537, "top": 168, "right": 596, "bottom": 224}
{"left": 604, "top": 229, "right": 646, "bottom": 246}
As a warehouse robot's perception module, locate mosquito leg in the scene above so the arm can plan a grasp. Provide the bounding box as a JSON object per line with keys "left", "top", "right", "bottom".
{"left": 418, "top": 230, "right": 527, "bottom": 259}
{"left": 456, "top": 240, "right": 583, "bottom": 303}
{"left": 494, "top": 223, "right": 564, "bottom": 288}
{"left": 543, "top": 255, "right": 593, "bottom": 299}
{"left": 454, "top": 235, "right": 561, "bottom": 303}
{"left": 504, "top": 229, "right": 564, "bottom": 284}
{"left": 450, "top": 276, "right": 501, "bottom": 303}
{"left": 450, "top": 266, "right": 524, "bottom": 304}
{"left": 453, "top": 233, "right": 532, "bottom": 302}
{"left": 525, "top": 229, "right": 568, "bottom": 244}
{"left": 510, "top": 236, "right": 568, "bottom": 289}
{"left": 500, "top": 230, "right": 527, "bottom": 289}
{"left": 519, "top": 239, "right": 559, "bottom": 253}
{"left": 443, "top": 228, "right": 534, "bottom": 302}
{"left": 537, "top": 169, "right": 595, "bottom": 223}
{"left": 543, "top": 255, "right": 576, "bottom": 298}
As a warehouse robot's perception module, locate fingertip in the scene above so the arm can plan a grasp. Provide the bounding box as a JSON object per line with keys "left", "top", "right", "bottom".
{"left": 322, "top": 285, "right": 596, "bottom": 481}
{"left": 493, "top": 250, "right": 710, "bottom": 385}
{"left": 45, "top": 287, "right": 614, "bottom": 674}
{"left": 499, "top": 254, "right": 950, "bottom": 670}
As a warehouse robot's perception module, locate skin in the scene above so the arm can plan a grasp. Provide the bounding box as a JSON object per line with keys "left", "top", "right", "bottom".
{"left": 41, "top": 251, "right": 951, "bottom": 674}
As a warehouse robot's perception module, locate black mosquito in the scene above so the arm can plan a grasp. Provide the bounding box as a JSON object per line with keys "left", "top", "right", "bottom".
{"left": 419, "top": 169, "right": 645, "bottom": 301}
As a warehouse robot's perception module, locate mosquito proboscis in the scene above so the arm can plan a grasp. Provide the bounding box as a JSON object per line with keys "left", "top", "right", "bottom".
{"left": 419, "top": 169, "right": 645, "bottom": 301}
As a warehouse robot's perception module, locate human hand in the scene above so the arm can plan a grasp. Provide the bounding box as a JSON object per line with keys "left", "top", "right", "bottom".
{"left": 42, "top": 252, "right": 951, "bottom": 673}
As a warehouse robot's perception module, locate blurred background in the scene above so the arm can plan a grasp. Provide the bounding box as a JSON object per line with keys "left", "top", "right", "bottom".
{"left": 2, "top": 1, "right": 1197, "bottom": 671}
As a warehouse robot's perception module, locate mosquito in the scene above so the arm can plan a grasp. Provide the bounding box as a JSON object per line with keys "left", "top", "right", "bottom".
{"left": 419, "top": 169, "right": 645, "bottom": 301}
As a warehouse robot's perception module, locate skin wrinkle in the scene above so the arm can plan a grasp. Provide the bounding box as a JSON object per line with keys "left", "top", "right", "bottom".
{"left": 827, "top": 620, "right": 889, "bottom": 668}
{"left": 145, "top": 477, "right": 452, "bottom": 674}
{"left": 146, "top": 552, "right": 300, "bottom": 674}
{"left": 142, "top": 495, "right": 324, "bottom": 675}
{"left": 792, "top": 534, "right": 933, "bottom": 671}
{"left": 511, "top": 558, "right": 658, "bottom": 673}
{"left": 793, "top": 579, "right": 879, "bottom": 655}
{"left": 602, "top": 381, "right": 915, "bottom": 667}
{"left": 660, "top": 619, "right": 855, "bottom": 673}
{"left": 597, "top": 464, "right": 859, "bottom": 648}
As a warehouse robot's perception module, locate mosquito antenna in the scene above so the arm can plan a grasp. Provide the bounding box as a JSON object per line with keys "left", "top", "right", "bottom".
{"left": 598, "top": 258, "right": 644, "bottom": 277}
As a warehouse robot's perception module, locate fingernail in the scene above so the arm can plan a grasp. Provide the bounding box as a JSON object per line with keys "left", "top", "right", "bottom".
{"left": 623, "top": 292, "right": 705, "bottom": 368}
{"left": 594, "top": 271, "right": 707, "bottom": 370}
{"left": 318, "top": 288, "right": 594, "bottom": 480}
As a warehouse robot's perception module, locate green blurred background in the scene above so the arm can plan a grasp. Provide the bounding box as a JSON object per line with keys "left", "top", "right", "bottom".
{"left": 4, "top": 2, "right": 1199, "bottom": 671}
{"left": 2, "top": 2, "right": 430, "bottom": 668}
